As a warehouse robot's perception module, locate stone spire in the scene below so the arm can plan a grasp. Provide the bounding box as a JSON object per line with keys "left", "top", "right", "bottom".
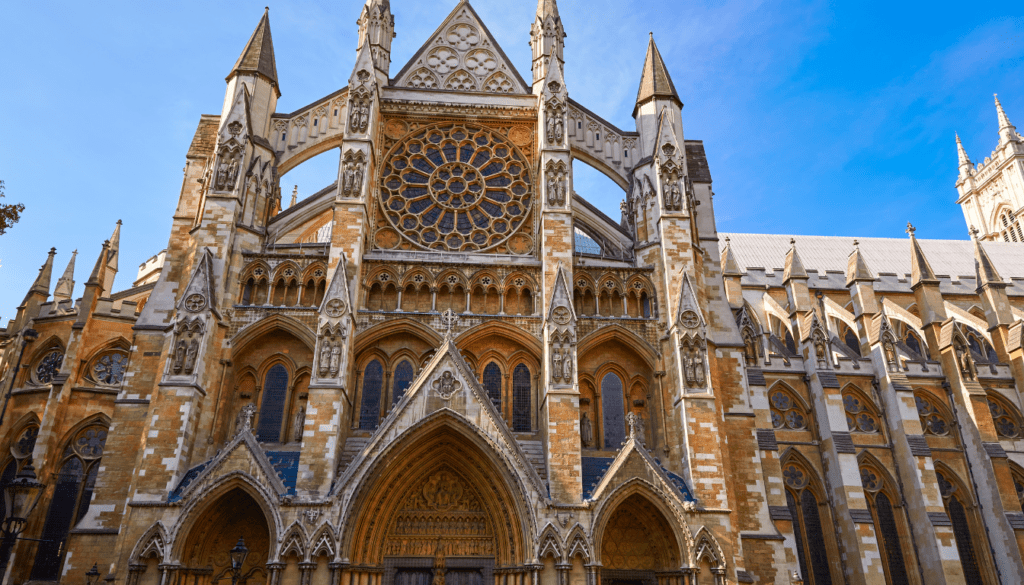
{"left": 531, "top": 0, "right": 565, "bottom": 88}
{"left": 906, "top": 223, "right": 938, "bottom": 287}
{"left": 783, "top": 238, "right": 808, "bottom": 283}
{"left": 721, "top": 237, "right": 743, "bottom": 277}
{"left": 25, "top": 247, "right": 57, "bottom": 299}
{"left": 971, "top": 226, "right": 1005, "bottom": 289}
{"left": 995, "top": 94, "right": 1018, "bottom": 144}
{"left": 956, "top": 133, "right": 973, "bottom": 178}
{"left": 357, "top": 0, "right": 395, "bottom": 82}
{"left": 845, "top": 240, "right": 875, "bottom": 286}
{"left": 634, "top": 34, "right": 681, "bottom": 116}
{"left": 53, "top": 249, "right": 77, "bottom": 303}
{"left": 228, "top": 8, "right": 279, "bottom": 93}
{"left": 86, "top": 240, "right": 111, "bottom": 287}
{"left": 102, "top": 220, "right": 121, "bottom": 297}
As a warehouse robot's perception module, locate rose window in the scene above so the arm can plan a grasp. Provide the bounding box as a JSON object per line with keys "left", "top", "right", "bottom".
{"left": 35, "top": 349, "right": 64, "bottom": 384}
{"left": 379, "top": 123, "right": 533, "bottom": 253}
{"left": 93, "top": 352, "right": 129, "bottom": 386}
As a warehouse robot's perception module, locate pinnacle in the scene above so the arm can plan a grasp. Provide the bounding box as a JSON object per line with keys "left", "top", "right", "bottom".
{"left": 783, "top": 238, "right": 808, "bottom": 282}
{"left": 956, "top": 132, "right": 972, "bottom": 168}
{"left": 721, "top": 237, "right": 743, "bottom": 276}
{"left": 228, "top": 8, "right": 279, "bottom": 89}
{"left": 846, "top": 239, "right": 875, "bottom": 286}
{"left": 27, "top": 248, "right": 57, "bottom": 298}
{"left": 972, "top": 229, "right": 1004, "bottom": 289}
{"left": 537, "top": 0, "right": 559, "bottom": 19}
{"left": 635, "top": 34, "right": 681, "bottom": 112}
{"left": 907, "top": 223, "right": 938, "bottom": 287}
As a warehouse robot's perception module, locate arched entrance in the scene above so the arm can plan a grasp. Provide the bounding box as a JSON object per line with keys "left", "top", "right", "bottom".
{"left": 598, "top": 494, "right": 683, "bottom": 585}
{"left": 179, "top": 488, "right": 272, "bottom": 585}
{"left": 343, "top": 420, "right": 533, "bottom": 585}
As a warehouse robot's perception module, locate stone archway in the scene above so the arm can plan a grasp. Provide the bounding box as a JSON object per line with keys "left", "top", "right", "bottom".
{"left": 179, "top": 488, "right": 272, "bottom": 584}
{"left": 598, "top": 494, "right": 682, "bottom": 585}
{"left": 344, "top": 421, "right": 533, "bottom": 585}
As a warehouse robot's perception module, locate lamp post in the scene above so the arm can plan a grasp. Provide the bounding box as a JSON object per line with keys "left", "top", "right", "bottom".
{"left": 0, "top": 460, "right": 45, "bottom": 582}
{"left": 85, "top": 564, "right": 100, "bottom": 585}
{"left": 229, "top": 537, "right": 249, "bottom": 585}
{"left": 0, "top": 327, "right": 39, "bottom": 428}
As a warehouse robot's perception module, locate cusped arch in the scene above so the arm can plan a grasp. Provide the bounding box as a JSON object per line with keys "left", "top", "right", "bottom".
{"left": 692, "top": 526, "right": 726, "bottom": 570}
{"left": 231, "top": 314, "right": 317, "bottom": 354}
{"left": 279, "top": 521, "right": 308, "bottom": 561}
{"left": 538, "top": 523, "right": 564, "bottom": 562}
{"left": 309, "top": 525, "right": 338, "bottom": 560}
{"left": 591, "top": 478, "right": 694, "bottom": 568}
{"left": 337, "top": 409, "right": 540, "bottom": 566}
{"left": 566, "top": 524, "right": 593, "bottom": 564}
{"left": 577, "top": 324, "right": 659, "bottom": 367}
{"left": 129, "top": 522, "right": 170, "bottom": 563}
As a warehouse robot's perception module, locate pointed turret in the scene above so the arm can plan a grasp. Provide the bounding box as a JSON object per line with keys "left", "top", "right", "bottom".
{"left": 956, "top": 133, "right": 973, "bottom": 178}
{"left": 25, "top": 248, "right": 56, "bottom": 300}
{"left": 995, "top": 94, "right": 1018, "bottom": 145}
{"left": 101, "top": 220, "right": 120, "bottom": 296}
{"left": 357, "top": 0, "right": 395, "bottom": 84}
{"left": 721, "top": 238, "right": 743, "bottom": 277}
{"left": 846, "top": 240, "right": 875, "bottom": 286}
{"left": 228, "top": 8, "right": 278, "bottom": 91}
{"left": 906, "top": 223, "right": 938, "bottom": 287}
{"left": 86, "top": 240, "right": 111, "bottom": 287}
{"left": 53, "top": 250, "right": 78, "bottom": 303}
{"left": 721, "top": 237, "right": 744, "bottom": 308}
{"left": 971, "top": 227, "right": 1005, "bottom": 289}
{"left": 531, "top": 0, "right": 565, "bottom": 88}
{"left": 783, "top": 239, "right": 808, "bottom": 283}
{"left": 634, "top": 34, "right": 682, "bottom": 116}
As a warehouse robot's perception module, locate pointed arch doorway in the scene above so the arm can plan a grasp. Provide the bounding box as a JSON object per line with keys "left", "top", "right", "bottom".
{"left": 177, "top": 487, "right": 273, "bottom": 585}
{"left": 344, "top": 419, "right": 533, "bottom": 585}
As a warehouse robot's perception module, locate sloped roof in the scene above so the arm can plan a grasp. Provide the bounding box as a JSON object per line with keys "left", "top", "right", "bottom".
{"left": 719, "top": 233, "right": 1024, "bottom": 281}
{"left": 229, "top": 9, "right": 278, "bottom": 88}
{"left": 635, "top": 35, "right": 681, "bottom": 110}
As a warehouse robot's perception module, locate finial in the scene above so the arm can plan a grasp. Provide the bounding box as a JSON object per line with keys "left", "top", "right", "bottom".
{"left": 724, "top": 236, "right": 731, "bottom": 245}
{"left": 789, "top": 238, "right": 796, "bottom": 246}
{"left": 970, "top": 225, "right": 980, "bottom": 239}
{"left": 649, "top": 32, "right": 653, "bottom": 39}
{"left": 441, "top": 308, "right": 459, "bottom": 340}
{"left": 853, "top": 239, "right": 860, "bottom": 249}
{"left": 265, "top": 6, "right": 269, "bottom": 12}
{"left": 49, "top": 247, "right": 56, "bottom": 255}
{"left": 906, "top": 222, "right": 916, "bottom": 237}
{"left": 116, "top": 219, "right": 123, "bottom": 226}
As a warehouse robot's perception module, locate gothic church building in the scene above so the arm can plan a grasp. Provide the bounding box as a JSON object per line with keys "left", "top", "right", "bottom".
{"left": 4, "top": 2, "right": 1024, "bottom": 584}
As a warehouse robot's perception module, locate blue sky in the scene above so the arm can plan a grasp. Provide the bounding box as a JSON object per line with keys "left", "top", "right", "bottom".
{"left": 1, "top": 1, "right": 1023, "bottom": 317}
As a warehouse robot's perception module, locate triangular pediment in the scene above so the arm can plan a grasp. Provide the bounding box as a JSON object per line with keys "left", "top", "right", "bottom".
{"left": 177, "top": 248, "right": 219, "bottom": 317}
{"left": 170, "top": 427, "right": 288, "bottom": 504}
{"left": 332, "top": 336, "right": 546, "bottom": 497}
{"left": 588, "top": 435, "right": 697, "bottom": 510}
{"left": 393, "top": 1, "right": 529, "bottom": 94}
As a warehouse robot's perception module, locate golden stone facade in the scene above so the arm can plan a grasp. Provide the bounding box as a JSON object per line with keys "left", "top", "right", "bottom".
{"left": 4, "top": 2, "right": 1024, "bottom": 585}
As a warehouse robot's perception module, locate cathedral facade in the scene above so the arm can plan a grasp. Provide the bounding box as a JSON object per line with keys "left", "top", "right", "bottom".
{"left": 4, "top": 2, "right": 1024, "bottom": 585}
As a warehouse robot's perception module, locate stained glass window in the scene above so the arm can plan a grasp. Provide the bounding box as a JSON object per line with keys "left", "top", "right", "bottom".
{"left": 844, "top": 329, "right": 861, "bottom": 356}
{"left": 256, "top": 365, "right": 289, "bottom": 442}
{"left": 602, "top": 373, "right": 625, "bottom": 448}
{"left": 35, "top": 349, "right": 64, "bottom": 384}
{"left": 987, "top": 396, "right": 1021, "bottom": 439}
{"left": 783, "top": 463, "right": 834, "bottom": 585}
{"left": 393, "top": 361, "right": 414, "bottom": 405}
{"left": 512, "top": 364, "right": 531, "bottom": 432}
{"left": 30, "top": 425, "right": 107, "bottom": 581}
{"left": 483, "top": 362, "right": 502, "bottom": 410}
{"left": 379, "top": 123, "right": 532, "bottom": 252}
{"left": 915, "top": 395, "right": 950, "bottom": 436}
{"left": 360, "top": 360, "right": 384, "bottom": 430}
{"left": 875, "top": 492, "right": 910, "bottom": 585}
{"left": 92, "top": 352, "right": 129, "bottom": 386}
{"left": 937, "top": 471, "right": 984, "bottom": 584}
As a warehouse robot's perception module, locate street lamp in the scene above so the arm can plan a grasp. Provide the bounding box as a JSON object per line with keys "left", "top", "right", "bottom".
{"left": 85, "top": 564, "right": 100, "bottom": 585}
{"left": 229, "top": 537, "right": 249, "bottom": 585}
{"left": 0, "top": 460, "right": 45, "bottom": 580}
{"left": 0, "top": 327, "right": 39, "bottom": 428}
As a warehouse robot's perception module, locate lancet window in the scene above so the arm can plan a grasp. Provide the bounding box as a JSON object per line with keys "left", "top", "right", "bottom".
{"left": 782, "top": 461, "right": 835, "bottom": 585}
{"left": 256, "top": 364, "right": 290, "bottom": 443}
{"left": 360, "top": 360, "right": 385, "bottom": 430}
{"left": 841, "top": 325, "right": 861, "bottom": 357}
{"left": 602, "top": 372, "right": 626, "bottom": 448}
{"left": 1, "top": 424, "right": 39, "bottom": 512}
{"left": 392, "top": 360, "right": 414, "bottom": 405}
{"left": 30, "top": 424, "right": 108, "bottom": 581}
{"left": 914, "top": 394, "right": 951, "bottom": 436}
{"left": 859, "top": 465, "right": 911, "bottom": 585}
{"left": 512, "top": 364, "right": 531, "bottom": 432}
{"left": 483, "top": 362, "right": 502, "bottom": 410}
{"left": 769, "top": 387, "right": 808, "bottom": 431}
{"left": 1013, "top": 467, "right": 1024, "bottom": 510}
{"left": 842, "top": 389, "right": 880, "bottom": 434}
{"left": 986, "top": 394, "right": 1023, "bottom": 439}
{"left": 937, "top": 470, "right": 985, "bottom": 584}
{"left": 998, "top": 209, "right": 1023, "bottom": 243}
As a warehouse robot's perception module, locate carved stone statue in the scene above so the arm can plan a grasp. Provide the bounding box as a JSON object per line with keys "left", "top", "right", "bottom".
{"left": 684, "top": 354, "right": 694, "bottom": 384}
{"left": 743, "top": 332, "right": 759, "bottom": 365}
{"left": 173, "top": 339, "right": 187, "bottom": 374}
{"left": 554, "top": 116, "right": 564, "bottom": 143}
{"left": 884, "top": 340, "right": 898, "bottom": 373}
{"left": 329, "top": 344, "right": 342, "bottom": 377}
{"left": 580, "top": 412, "right": 593, "bottom": 448}
{"left": 956, "top": 342, "right": 976, "bottom": 380}
{"left": 227, "top": 159, "right": 239, "bottom": 189}
{"left": 319, "top": 341, "right": 332, "bottom": 377}
{"left": 562, "top": 348, "right": 573, "bottom": 380}
{"left": 293, "top": 406, "right": 306, "bottom": 442}
{"left": 236, "top": 403, "right": 257, "bottom": 436}
{"left": 353, "top": 163, "right": 364, "bottom": 196}
{"left": 184, "top": 338, "right": 199, "bottom": 375}
{"left": 547, "top": 116, "right": 555, "bottom": 144}
{"left": 551, "top": 349, "right": 562, "bottom": 382}
{"left": 626, "top": 412, "right": 645, "bottom": 444}
{"left": 546, "top": 175, "right": 558, "bottom": 206}
{"left": 215, "top": 160, "right": 229, "bottom": 191}
{"left": 693, "top": 349, "right": 705, "bottom": 386}
{"left": 814, "top": 334, "right": 828, "bottom": 368}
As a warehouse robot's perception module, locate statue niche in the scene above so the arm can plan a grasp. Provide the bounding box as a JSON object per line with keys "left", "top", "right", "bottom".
{"left": 317, "top": 323, "right": 347, "bottom": 380}
{"left": 341, "top": 150, "right": 367, "bottom": 198}
{"left": 545, "top": 98, "right": 566, "bottom": 145}
{"left": 171, "top": 319, "right": 204, "bottom": 376}
{"left": 659, "top": 160, "right": 684, "bottom": 213}
{"left": 544, "top": 160, "right": 568, "bottom": 208}
{"left": 213, "top": 143, "right": 242, "bottom": 193}
{"left": 349, "top": 84, "right": 371, "bottom": 134}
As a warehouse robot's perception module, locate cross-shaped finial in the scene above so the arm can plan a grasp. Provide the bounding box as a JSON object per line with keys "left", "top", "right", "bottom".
{"left": 853, "top": 239, "right": 860, "bottom": 249}
{"left": 969, "top": 225, "right": 980, "bottom": 238}
{"left": 789, "top": 238, "right": 796, "bottom": 246}
{"left": 441, "top": 308, "right": 459, "bottom": 340}
{"left": 906, "top": 222, "right": 916, "bottom": 236}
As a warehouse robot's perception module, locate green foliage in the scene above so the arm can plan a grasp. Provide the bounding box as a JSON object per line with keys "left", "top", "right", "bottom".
{"left": 0, "top": 180, "right": 25, "bottom": 235}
